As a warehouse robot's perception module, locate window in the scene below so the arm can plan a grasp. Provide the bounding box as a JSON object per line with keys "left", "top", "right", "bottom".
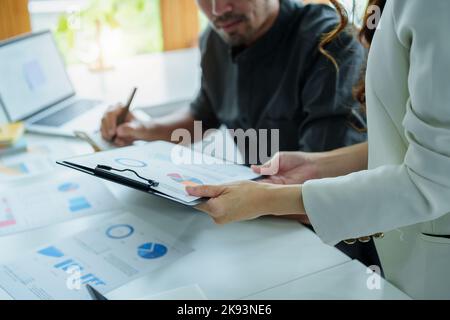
{"left": 27, "top": 0, "right": 369, "bottom": 66}
{"left": 29, "top": 0, "right": 164, "bottom": 65}
{"left": 340, "top": 0, "right": 369, "bottom": 27}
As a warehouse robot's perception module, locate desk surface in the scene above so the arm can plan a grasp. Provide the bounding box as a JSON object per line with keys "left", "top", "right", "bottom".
{"left": 104, "top": 188, "right": 351, "bottom": 300}
{"left": 68, "top": 49, "right": 201, "bottom": 109}
{"left": 245, "top": 260, "right": 411, "bottom": 300}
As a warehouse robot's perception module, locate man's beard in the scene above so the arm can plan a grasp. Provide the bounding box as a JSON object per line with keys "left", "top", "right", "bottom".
{"left": 217, "top": 29, "right": 249, "bottom": 47}
{"left": 212, "top": 13, "right": 252, "bottom": 47}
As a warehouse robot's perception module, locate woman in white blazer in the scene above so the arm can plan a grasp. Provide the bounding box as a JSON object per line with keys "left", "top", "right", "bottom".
{"left": 186, "top": 0, "right": 450, "bottom": 299}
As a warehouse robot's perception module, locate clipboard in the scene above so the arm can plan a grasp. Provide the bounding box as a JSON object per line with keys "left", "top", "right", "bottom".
{"left": 57, "top": 160, "right": 205, "bottom": 206}
{"left": 56, "top": 141, "right": 261, "bottom": 207}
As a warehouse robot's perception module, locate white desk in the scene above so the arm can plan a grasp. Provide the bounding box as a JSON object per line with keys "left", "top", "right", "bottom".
{"left": 105, "top": 191, "right": 352, "bottom": 300}
{"left": 68, "top": 49, "right": 201, "bottom": 109}
{"left": 245, "top": 260, "right": 410, "bottom": 300}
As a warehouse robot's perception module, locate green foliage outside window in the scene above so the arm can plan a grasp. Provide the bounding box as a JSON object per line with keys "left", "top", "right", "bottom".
{"left": 55, "top": 0, "right": 163, "bottom": 65}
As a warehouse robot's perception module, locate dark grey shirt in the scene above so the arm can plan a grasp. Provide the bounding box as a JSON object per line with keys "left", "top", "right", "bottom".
{"left": 190, "top": 0, "right": 366, "bottom": 164}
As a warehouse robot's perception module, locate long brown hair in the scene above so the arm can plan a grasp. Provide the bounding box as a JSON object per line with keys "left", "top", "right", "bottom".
{"left": 319, "top": 0, "right": 387, "bottom": 108}
{"left": 353, "top": 0, "right": 386, "bottom": 108}
{"left": 318, "top": 0, "right": 349, "bottom": 71}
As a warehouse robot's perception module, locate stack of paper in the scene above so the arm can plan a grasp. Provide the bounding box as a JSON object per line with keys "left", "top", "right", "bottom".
{"left": 0, "top": 122, "right": 25, "bottom": 146}
{"left": 0, "top": 137, "right": 27, "bottom": 157}
{"left": 0, "top": 123, "right": 27, "bottom": 156}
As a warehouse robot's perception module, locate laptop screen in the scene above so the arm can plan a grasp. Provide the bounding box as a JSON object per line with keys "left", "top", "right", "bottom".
{"left": 0, "top": 31, "right": 75, "bottom": 122}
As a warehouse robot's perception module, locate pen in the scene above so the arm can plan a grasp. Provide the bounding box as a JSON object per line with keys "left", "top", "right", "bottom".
{"left": 111, "top": 87, "right": 138, "bottom": 142}
{"left": 86, "top": 284, "right": 108, "bottom": 300}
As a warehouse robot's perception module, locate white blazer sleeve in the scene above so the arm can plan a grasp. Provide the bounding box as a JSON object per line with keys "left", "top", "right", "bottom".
{"left": 302, "top": 0, "right": 450, "bottom": 245}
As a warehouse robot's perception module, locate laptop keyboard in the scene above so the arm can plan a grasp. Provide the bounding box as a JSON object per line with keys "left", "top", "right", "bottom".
{"left": 33, "top": 99, "right": 100, "bottom": 127}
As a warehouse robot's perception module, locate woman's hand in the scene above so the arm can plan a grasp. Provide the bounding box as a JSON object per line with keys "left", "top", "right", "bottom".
{"left": 186, "top": 181, "right": 306, "bottom": 225}
{"left": 252, "top": 152, "right": 322, "bottom": 185}
{"left": 252, "top": 143, "right": 369, "bottom": 185}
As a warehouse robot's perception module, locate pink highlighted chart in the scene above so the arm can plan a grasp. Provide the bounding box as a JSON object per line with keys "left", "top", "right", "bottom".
{"left": 167, "top": 173, "right": 204, "bottom": 187}
{"left": 0, "top": 197, "right": 16, "bottom": 229}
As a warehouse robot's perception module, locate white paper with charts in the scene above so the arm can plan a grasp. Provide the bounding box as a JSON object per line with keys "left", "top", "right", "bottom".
{"left": 0, "top": 174, "right": 118, "bottom": 236}
{"left": 0, "top": 143, "right": 72, "bottom": 182}
{"left": 0, "top": 212, "right": 193, "bottom": 300}
{"left": 58, "top": 141, "right": 261, "bottom": 205}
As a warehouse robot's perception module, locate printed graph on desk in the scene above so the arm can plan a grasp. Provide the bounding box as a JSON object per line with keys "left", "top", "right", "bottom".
{"left": 57, "top": 182, "right": 92, "bottom": 213}
{"left": 0, "top": 146, "right": 51, "bottom": 177}
{"left": 167, "top": 173, "right": 203, "bottom": 187}
{"left": 0, "top": 163, "right": 29, "bottom": 176}
{"left": 114, "top": 158, "right": 147, "bottom": 168}
{"left": 57, "top": 182, "right": 80, "bottom": 193}
{"left": 0, "top": 151, "right": 55, "bottom": 180}
{"left": 137, "top": 242, "right": 168, "bottom": 259}
{"left": 0, "top": 197, "right": 16, "bottom": 229}
{"left": 68, "top": 197, "right": 92, "bottom": 212}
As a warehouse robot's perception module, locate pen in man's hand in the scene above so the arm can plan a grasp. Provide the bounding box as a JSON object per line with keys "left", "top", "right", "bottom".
{"left": 111, "top": 87, "right": 138, "bottom": 142}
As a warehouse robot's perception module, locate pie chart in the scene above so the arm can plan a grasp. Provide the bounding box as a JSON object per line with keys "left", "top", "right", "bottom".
{"left": 167, "top": 173, "right": 203, "bottom": 187}
{"left": 115, "top": 158, "right": 147, "bottom": 168}
{"left": 38, "top": 246, "right": 64, "bottom": 258}
{"left": 137, "top": 242, "right": 167, "bottom": 259}
{"left": 106, "top": 224, "right": 134, "bottom": 239}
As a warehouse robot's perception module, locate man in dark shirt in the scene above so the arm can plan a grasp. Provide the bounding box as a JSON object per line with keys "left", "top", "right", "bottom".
{"left": 102, "top": 0, "right": 365, "bottom": 161}
{"left": 192, "top": 0, "right": 366, "bottom": 165}
{"left": 101, "top": 0, "right": 378, "bottom": 267}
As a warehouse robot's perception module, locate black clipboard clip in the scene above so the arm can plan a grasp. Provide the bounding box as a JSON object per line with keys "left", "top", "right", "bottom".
{"left": 94, "top": 164, "right": 159, "bottom": 192}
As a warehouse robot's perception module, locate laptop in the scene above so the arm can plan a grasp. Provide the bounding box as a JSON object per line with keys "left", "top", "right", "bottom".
{"left": 0, "top": 30, "right": 108, "bottom": 137}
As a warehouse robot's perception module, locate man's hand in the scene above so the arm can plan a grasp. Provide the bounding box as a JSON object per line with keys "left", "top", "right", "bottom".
{"left": 100, "top": 103, "right": 157, "bottom": 146}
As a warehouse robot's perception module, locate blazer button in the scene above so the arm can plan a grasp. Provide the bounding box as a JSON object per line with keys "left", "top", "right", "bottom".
{"left": 343, "top": 239, "right": 357, "bottom": 245}
{"left": 358, "top": 236, "right": 371, "bottom": 243}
